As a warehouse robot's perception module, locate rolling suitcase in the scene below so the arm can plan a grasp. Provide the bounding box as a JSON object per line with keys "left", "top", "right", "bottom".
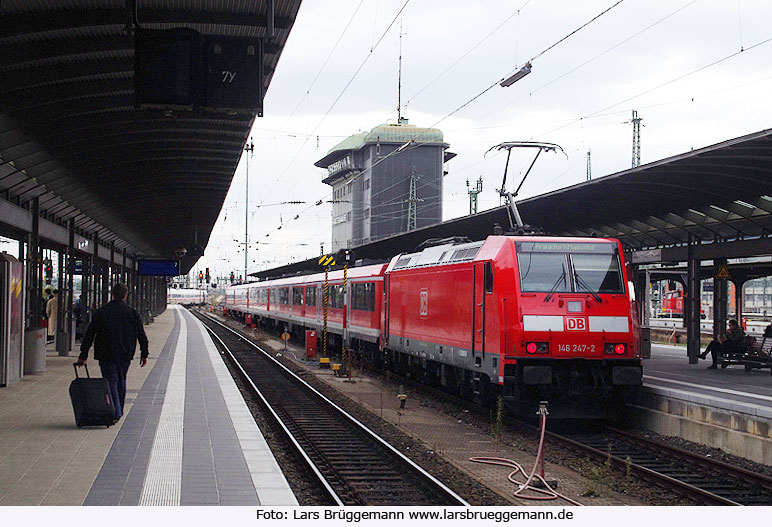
{"left": 69, "top": 363, "right": 115, "bottom": 427}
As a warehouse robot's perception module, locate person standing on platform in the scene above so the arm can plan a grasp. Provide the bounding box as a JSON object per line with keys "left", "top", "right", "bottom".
{"left": 42, "top": 286, "right": 52, "bottom": 328}
{"left": 74, "top": 294, "right": 83, "bottom": 339}
{"left": 700, "top": 319, "right": 746, "bottom": 369}
{"left": 76, "top": 283, "right": 148, "bottom": 421}
{"left": 45, "top": 289, "right": 58, "bottom": 343}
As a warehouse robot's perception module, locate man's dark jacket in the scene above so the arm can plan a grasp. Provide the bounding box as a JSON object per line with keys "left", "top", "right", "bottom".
{"left": 78, "top": 300, "right": 148, "bottom": 362}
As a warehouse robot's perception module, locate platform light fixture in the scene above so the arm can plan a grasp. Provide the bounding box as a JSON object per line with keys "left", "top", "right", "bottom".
{"left": 500, "top": 62, "right": 532, "bottom": 87}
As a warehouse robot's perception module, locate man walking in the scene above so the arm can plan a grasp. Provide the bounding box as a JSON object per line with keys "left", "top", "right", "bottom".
{"left": 76, "top": 283, "right": 148, "bottom": 421}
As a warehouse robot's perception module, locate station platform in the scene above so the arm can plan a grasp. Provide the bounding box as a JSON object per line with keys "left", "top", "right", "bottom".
{"left": 0, "top": 305, "right": 296, "bottom": 506}
{"left": 633, "top": 343, "right": 772, "bottom": 465}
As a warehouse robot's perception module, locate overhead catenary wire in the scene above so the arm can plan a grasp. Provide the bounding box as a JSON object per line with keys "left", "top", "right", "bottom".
{"left": 255, "top": 1, "right": 629, "bottom": 245}
{"left": 736, "top": 0, "right": 744, "bottom": 52}
{"left": 270, "top": 0, "right": 616, "bottom": 214}
{"left": 473, "top": 0, "right": 700, "bottom": 125}
{"left": 241, "top": 3, "right": 771, "bottom": 267}
{"left": 411, "top": 0, "right": 629, "bottom": 134}
{"left": 256, "top": 0, "right": 367, "bottom": 161}
{"left": 456, "top": 69, "right": 772, "bottom": 137}
{"left": 533, "top": 0, "right": 624, "bottom": 63}
{"left": 533, "top": 33, "right": 772, "bottom": 141}
{"left": 260, "top": 0, "right": 413, "bottom": 204}
{"left": 400, "top": 0, "right": 532, "bottom": 113}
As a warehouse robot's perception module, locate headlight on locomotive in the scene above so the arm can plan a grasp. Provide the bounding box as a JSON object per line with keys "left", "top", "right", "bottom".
{"left": 526, "top": 342, "right": 549, "bottom": 354}
{"left": 604, "top": 343, "right": 627, "bottom": 355}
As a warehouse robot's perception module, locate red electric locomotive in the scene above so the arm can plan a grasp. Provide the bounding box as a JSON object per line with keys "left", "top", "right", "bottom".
{"left": 379, "top": 235, "right": 641, "bottom": 416}
{"left": 225, "top": 235, "right": 642, "bottom": 417}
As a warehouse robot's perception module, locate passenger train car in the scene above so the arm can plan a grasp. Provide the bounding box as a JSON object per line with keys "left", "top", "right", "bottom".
{"left": 227, "top": 264, "right": 386, "bottom": 346}
{"left": 167, "top": 287, "right": 207, "bottom": 306}
{"left": 225, "top": 235, "right": 642, "bottom": 416}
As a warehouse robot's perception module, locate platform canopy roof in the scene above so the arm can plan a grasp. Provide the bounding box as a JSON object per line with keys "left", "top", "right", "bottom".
{"left": 255, "top": 127, "right": 772, "bottom": 280}
{"left": 518, "top": 127, "right": 772, "bottom": 249}
{"left": 0, "top": 0, "right": 302, "bottom": 273}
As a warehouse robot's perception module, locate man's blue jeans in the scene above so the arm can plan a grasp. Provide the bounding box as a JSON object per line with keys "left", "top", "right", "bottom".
{"left": 99, "top": 360, "right": 131, "bottom": 420}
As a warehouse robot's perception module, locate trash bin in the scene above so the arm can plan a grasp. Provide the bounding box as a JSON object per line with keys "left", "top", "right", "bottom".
{"left": 24, "top": 327, "right": 46, "bottom": 375}
{"left": 640, "top": 326, "right": 651, "bottom": 359}
{"left": 305, "top": 330, "right": 317, "bottom": 359}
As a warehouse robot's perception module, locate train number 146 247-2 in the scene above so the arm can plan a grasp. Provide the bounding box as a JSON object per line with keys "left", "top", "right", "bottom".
{"left": 558, "top": 344, "right": 596, "bottom": 353}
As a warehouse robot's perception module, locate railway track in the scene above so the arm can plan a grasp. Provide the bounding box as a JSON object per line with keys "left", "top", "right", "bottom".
{"left": 364, "top": 355, "right": 772, "bottom": 506}
{"left": 552, "top": 426, "right": 772, "bottom": 505}
{"left": 195, "top": 311, "right": 469, "bottom": 506}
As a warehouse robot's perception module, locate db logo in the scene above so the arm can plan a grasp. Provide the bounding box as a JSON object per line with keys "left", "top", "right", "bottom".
{"left": 419, "top": 289, "right": 428, "bottom": 317}
{"left": 565, "top": 317, "right": 587, "bottom": 331}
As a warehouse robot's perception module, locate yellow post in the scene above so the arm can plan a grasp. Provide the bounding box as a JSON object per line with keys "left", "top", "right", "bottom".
{"left": 323, "top": 265, "right": 328, "bottom": 358}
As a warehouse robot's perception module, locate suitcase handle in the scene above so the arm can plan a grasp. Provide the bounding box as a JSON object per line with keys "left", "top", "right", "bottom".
{"left": 73, "top": 363, "right": 90, "bottom": 378}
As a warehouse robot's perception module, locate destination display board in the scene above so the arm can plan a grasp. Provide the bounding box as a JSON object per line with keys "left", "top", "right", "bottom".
{"left": 138, "top": 259, "right": 180, "bottom": 277}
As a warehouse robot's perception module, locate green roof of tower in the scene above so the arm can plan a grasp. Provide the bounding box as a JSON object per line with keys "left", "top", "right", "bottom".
{"left": 315, "top": 121, "right": 447, "bottom": 168}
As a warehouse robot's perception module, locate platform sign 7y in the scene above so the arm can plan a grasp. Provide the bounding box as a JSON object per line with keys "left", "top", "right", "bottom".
{"left": 565, "top": 317, "right": 587, "bottom": 331}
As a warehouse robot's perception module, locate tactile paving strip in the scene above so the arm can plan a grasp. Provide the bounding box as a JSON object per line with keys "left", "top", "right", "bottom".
{"left": 138, "top": 315, "right": 187, "bottom": 505}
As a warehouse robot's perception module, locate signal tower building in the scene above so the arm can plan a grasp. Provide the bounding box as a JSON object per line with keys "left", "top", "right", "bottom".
{"left": 315, "top": 118, "right": 455, "bottom": 252}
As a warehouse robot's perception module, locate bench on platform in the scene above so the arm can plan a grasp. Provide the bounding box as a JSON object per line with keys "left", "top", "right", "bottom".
{"left": 717, "top": 327, "right": 772, "bottom": 374}
{"left": 739, "top": 331, "right": 772, "bottom": 374}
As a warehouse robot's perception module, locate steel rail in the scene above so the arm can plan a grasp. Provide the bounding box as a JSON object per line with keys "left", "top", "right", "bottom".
{"left": 202, "top": 323, "right": 344, "bottom": 506}
{"left": 198, "top": 311, "right": 470, "bottom": 506}
{"left": 608, "top": 426, "right": 772, "bottom": 494}
{"left": 546, "top": 430, "right": 740, "bottom": 505}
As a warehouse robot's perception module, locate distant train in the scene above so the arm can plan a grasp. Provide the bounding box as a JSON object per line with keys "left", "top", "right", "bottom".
{"left": 225, "top": 236, "right": 642, "bottom": 417}
{"left": 168, "top": 287, "right": 207, "bottom": 306}
{"left": 659, "top": 288, "right": 706, "bottom": 318}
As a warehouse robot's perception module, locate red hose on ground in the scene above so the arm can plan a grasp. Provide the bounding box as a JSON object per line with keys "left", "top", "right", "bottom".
{"left": 470, "top": 409, "right": 583, "bottom": 506}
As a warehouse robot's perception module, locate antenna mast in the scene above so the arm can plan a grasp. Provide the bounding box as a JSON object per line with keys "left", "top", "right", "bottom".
{"left": 630, "top": 110, "right": 642, "bottom": 168}
{"left": 466, "top": 176, "right": 483, "bottom": 215}
{"left": 397, "top": 20, "right": 403, "bottom": 121}
{"left": 406, "top": 168, "right": 422, "bottom": 231}
{"left": 586, "top": 149, "right": 592, "bottom": 181}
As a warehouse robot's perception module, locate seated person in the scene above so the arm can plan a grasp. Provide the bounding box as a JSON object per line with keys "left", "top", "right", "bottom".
{"left": 700, "top": 319, "right": 746, "bottom": 369}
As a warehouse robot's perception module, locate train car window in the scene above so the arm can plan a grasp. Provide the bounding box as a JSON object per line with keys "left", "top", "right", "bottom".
{"left": 484, "top": 262, "right": 493, "bottom": 293}
{"left": 571, "top": 253, "right": 624, "bottom": 293}
{"left": 278, "top": 288, "right": 289, "bottom": 304}
{"left": 517, "top": 252, "right": 570, "bottom": 293}
{"left": 259, "top": 289, "right": 269, "bottom": 303}
{"left": 330, "top": 284, "right": 345, "bottom": 308}
{"left": 292, "top": 287, "right": 304, "bottom": 305}
{"left": 305, "top": 286, "right": 316, "bottom": 306}
{"left": 352, "top": 282, "right": 375, "bottom": 311}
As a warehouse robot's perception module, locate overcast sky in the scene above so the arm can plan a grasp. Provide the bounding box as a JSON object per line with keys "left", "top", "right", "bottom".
{"left": 195, "top": 0, "right": 772, "bottom": 281}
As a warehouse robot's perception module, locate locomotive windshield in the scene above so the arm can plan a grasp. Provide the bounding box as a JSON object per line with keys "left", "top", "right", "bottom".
{"left": 516, "top": 241, "right": 624, "bottom": 294}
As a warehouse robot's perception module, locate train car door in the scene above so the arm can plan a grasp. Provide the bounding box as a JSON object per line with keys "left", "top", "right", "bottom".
{"left": 383, "top": 274, "right": 390, "bottom": 346}
{"left": 473, "top": 262, "right": 494, "bottom": 358}
{"left": 473, "top": 262, "right": 485, "bottom": 356}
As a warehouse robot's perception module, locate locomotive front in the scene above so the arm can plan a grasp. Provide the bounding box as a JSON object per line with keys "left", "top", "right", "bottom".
{"left": 504, "top": 238, "right": 642, "bottom": 416}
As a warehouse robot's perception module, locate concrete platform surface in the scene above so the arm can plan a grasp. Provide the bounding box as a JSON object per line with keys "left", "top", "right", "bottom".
{"left": 644, "top": 344, "right": 772, "bottom": 417}
{"left": 635, "top": 343, "right": 772, "bottom": 465}
{"left": 0, "top": 305, "right": 296, "bottom": 506}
